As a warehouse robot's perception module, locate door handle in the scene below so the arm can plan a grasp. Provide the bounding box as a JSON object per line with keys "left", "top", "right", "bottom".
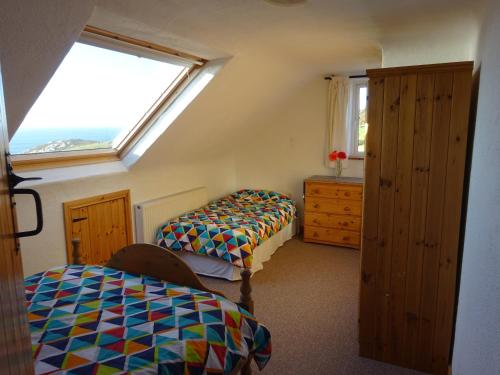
{"left": 11, "top": 188, "right": 43, "bottom": 238}
{"left": 6, "top": 153, "right": 44, "bottom": 238}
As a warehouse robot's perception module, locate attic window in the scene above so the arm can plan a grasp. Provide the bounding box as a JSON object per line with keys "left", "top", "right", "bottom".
{"left": 10, "top": 26, "right": 206, "bottom": 170}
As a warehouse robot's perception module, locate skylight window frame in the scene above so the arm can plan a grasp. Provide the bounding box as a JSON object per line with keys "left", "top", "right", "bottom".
{"left": 11, "top": 25, "right": 207, "bottom": 171}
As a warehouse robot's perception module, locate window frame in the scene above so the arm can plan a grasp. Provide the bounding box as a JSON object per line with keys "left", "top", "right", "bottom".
{"left": 347, "top": 77, "right": 369, "bottom": 160}
{"left": 11, "top": 25, "right": 206, "bottom": 171}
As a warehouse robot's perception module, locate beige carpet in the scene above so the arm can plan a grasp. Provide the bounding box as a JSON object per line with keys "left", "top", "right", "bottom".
{"left": 201, "top": 238, "right": 426, "bottom": 375}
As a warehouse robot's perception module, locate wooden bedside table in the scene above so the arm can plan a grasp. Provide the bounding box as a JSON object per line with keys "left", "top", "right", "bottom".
{"left": 303, "top": 175, "right": 363, "bottom": 249}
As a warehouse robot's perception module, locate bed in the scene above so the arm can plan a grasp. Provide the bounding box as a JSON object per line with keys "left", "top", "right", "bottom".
{"left": 135, "top": 188, "right": 296, "bottom": 281}
{"left": 26, "top": 242, "right": 271, "bottom": 375}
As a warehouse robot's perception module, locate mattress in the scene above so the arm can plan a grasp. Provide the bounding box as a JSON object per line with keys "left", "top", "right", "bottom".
{"left": 25, "top": 265, "right": 272, "bottom": 374}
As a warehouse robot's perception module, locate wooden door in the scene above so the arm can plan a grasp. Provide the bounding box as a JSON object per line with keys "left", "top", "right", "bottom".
{"left": 64, "top": 190, "right": 133, "bottom": 264}
{"left": 359, "top": 62, "right": 473, "bottom": 375}
{"left": 0, "top": 70, "right": 34, "bottom": 373}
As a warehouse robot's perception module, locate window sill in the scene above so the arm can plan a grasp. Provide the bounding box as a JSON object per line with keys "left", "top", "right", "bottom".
{"left": 11, "top": 159, "right": 128, "bottom": 187}
{"left": 11, "top": 150, "right": 120, "bottom": 172}
{"left": 349, "top": 156, "right": 365, "bottom": 161}
{"left": 8, "top": 150, "right": 128, "bottom": 187}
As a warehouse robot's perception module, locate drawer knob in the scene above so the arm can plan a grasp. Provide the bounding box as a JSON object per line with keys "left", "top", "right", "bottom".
{"left": 313, "top": 219, "right": 319, "bottom": 224}
{"left": 314, "top": 203, "right": 320, "bottom": 208}
{"left": 344, "top": 192, "right": 351, "bottom": 197}
{"left": 344, "top": 207, "right": 351, "bottom": 212}
{"left": 313, "top": 189, "right": 320, "bottom": 194}
{"left": 313, "top": 232, "right": 319, "bottom": 237}
{"left": 343, "top": 236, "right": 350, "bottom": 241}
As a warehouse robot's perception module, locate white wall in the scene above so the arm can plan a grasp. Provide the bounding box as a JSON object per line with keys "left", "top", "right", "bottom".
{"left": 452, "top": 1, "right": 500, "bottom": 374}
{"left": 381, "top": 16, "right": 481, "bottom": 68}
{"left": 233, "top": 77, "right": 363, "bottom": 220}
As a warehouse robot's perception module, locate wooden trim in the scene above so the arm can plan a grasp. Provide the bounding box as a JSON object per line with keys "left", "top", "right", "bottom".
{"left": 348, "top": 156, "right": 364, "bottom": 160}
{"left": 63, "top": 190, "right": 133, "bottom": 263}
{"left": 367, "top": 61, "right": 473, "bottom": 78}
{"left": 116, "top": 64, "right": 201, "bottom": 155}
{"left": 12, "top": 151, "right": 119, "bottom": 171}
{"left": 84, "top": 25, "right": 206, "bottom": 64}
{"left": 63, "top": 189, "right": 132, "bottom": 212}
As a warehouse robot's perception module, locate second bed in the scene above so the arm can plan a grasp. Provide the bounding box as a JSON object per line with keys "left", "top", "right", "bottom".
{"left": 135, "top": 188, "right": 296, "bottom": 280}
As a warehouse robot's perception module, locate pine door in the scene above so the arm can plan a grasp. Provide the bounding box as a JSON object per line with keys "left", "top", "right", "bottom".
{"left": 359, "top": 62, "right": 473, "bottom": 375}
{"left": 0, "top": 69, "right": 34, "bottom": 373}
{"left": 64, "top": 190, "right": 133, "bottom": 264}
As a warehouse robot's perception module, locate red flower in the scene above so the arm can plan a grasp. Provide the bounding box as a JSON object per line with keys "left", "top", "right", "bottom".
{"left": 338, "top": 151, "right": 347, "bottom": 160}
{"left": 328, "top": 151, "right": 338, "bottom": 161}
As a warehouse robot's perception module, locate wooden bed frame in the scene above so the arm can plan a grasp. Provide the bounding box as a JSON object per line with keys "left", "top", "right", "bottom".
{"left": 71, "top": 239, "right": 254, "bottom": 375}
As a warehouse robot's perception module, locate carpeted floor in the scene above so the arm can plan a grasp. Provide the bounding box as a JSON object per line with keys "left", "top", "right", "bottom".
{"left": 201, "top": 238, "right": 426, "bottom": 375}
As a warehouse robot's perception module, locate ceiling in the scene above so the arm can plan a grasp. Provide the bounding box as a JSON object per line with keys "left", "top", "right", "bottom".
{"left": 90, "top": 0, "right": 486, "bottom": 75}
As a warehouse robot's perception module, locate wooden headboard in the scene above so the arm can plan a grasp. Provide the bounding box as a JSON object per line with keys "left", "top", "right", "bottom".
{"left": 133, "top": 186, "right": 208, "bottom": 243}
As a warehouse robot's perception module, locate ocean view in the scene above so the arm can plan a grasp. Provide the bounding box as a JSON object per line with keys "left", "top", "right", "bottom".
{"left": 9, "top": 127, "right": 122, "bottom": 154}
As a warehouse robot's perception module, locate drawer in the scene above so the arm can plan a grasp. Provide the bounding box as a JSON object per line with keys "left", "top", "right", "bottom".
{"left": 305, "top": 212, "right": 361, "bottom": 231}
{"left": 305, "top": 197, "right": 362, "bottom": 216}
{"left": 304, "top": 226, "right": 360, "bottom": 247}
{"left": 305, "top": 182, "right": 362, "bottom": 200}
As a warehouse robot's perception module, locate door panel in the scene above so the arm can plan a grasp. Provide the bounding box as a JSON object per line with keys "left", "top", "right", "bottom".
{"left": 0, "top": 69, "right": 34, "bottom": 373}
{"left": 359, "top": 62, "right": 473, "bottom": 375}
{"left": 64, "top": 191, "right": 133, "bottom": 264}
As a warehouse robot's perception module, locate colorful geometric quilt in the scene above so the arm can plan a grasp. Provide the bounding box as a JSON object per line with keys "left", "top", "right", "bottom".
{"left": 26, "top": 265, "right": 272, "bottom": 374}
{"left": 156, "top": 190, "right": 296, "bottom": 268}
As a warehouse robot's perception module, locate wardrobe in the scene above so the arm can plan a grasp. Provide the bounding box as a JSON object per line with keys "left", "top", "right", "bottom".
{"left": 359, "top": 62, "right": 473, "bottom": 375}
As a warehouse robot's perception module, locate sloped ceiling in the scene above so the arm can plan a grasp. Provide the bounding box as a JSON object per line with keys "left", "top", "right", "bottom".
{"left": 90, "top": 0, "right": 486, "bottom": 69}
{"left": 0, "top": 0, "right": 96, "bottom": 137}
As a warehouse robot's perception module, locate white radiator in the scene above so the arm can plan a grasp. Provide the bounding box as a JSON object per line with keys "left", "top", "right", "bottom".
{"left": 134, "top": 186, "right": 208, "bottom": 243}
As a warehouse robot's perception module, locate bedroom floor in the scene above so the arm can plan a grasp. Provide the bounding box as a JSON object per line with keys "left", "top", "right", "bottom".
{"left": 201, "top": 238, "right": 427, "bottom": 375}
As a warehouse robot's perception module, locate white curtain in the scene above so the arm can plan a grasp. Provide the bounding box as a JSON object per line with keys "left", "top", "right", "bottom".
{"left": 326, "top": 76, "right": 349, "bottom": 167}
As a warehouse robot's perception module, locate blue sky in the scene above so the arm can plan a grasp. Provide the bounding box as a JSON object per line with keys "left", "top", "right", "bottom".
{"left": 18, "top": 42, "right": 184, "bottom": 132}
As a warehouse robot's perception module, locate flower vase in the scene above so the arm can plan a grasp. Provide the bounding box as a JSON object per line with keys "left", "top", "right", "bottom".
{"left": 335, "top": 159, "right": 343, "bottom": 177}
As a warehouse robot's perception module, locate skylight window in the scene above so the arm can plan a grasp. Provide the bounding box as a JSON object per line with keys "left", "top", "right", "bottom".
{"left": 10, "top": 27, "right": 203, "bottom": 159}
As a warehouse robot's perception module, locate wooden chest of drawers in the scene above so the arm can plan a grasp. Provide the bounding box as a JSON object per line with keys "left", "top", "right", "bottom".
{"left": 303, "top": 176, "right": 363, "bottom": 249}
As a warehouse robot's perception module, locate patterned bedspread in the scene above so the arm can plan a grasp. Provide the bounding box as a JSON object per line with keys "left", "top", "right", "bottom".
{"left": 156, "top": 189, "right": 296, "bottom": 268}
{"left": 26, "top": 265, "right": 272, "bottom": 374}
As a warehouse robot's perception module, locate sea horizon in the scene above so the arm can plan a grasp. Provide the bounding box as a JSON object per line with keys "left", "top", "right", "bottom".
{"left": 9, "top": 127, "right": 122, "bottom": 154}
